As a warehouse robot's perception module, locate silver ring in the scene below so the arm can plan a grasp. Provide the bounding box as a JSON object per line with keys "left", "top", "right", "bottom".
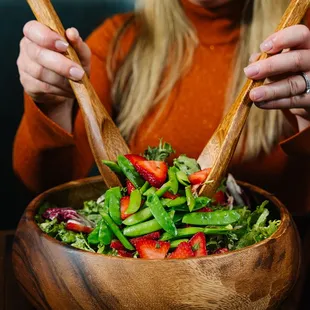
{"left": 300, "top": 72, "right": 310, "bottom": 94}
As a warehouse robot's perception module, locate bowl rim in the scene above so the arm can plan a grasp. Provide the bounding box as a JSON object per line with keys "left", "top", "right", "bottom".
{"left": 21, "top": 176, "right": 294, "bottom": 262}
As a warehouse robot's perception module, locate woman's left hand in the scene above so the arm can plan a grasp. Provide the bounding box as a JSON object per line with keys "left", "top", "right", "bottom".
{"left": 244, "top": 25, "right": 310, "bottom": 131}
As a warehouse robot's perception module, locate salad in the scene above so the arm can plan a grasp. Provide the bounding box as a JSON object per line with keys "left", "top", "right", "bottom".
{"left": 36, "top": 141, "right": 281, "bottom": 259}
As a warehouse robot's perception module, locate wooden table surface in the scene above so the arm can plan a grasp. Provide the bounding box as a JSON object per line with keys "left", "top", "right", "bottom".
{"left": 1, "top": 228, "right": 309, "bottom": 310}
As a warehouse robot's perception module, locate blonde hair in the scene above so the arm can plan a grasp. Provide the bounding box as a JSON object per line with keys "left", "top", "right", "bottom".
{"left": 108, "top": 0, "right": 292, "bottom": 160}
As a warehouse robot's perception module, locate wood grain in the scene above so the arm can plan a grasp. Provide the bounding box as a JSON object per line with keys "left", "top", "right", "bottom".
{"left": 26, "top": 0, "right": 130, "bottom": 188}
{"left": 198, "top": 0, "right": 310, "bottom": 198}
{"left": 12, "top": 177, "right": 301, "bottom": 310}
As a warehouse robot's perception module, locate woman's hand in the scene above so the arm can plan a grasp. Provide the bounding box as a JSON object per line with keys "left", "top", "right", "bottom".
{"left": 17, "top": 21, "right": 91, "bottom": 132}
{"left": 244, "top": 25, "right": 310, "bottom": 131}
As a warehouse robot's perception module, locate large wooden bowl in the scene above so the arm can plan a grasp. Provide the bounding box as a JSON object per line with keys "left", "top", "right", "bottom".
{"left": 12, "top": 177, "right": 301, "bottom": 310}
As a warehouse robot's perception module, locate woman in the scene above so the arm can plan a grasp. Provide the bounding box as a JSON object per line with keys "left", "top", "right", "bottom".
{"left": 14, "top": 0, "right": 310, "bottom": 215}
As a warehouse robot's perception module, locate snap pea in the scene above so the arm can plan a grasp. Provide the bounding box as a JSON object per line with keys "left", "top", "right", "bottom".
{"left": 160, "top": 227, "right": 204, "bottom": 241}
{"left": 88, "top": 219, "right": 113, "bottom": 245}
{"left": 143, "top": 187, "right": 157, "bottom": 196}
{"left": 146, "top": 194, "right": 177, "bottom": 236}
{"left": 123, "top": 211, "right": 175, "bottom": 237}
{"left": 102, "top": 160, "right": 123, "bottom": 175}
{"left": 122, "top": 207, "right": 153, "bottom": 226}
{"left": 140, "top": 181, "right": 150, "bottom": 194}
{"left": 161, "top": 197, "right": 187, "bottom": 208}
{"left": 117, "top": 155, "right": 144, "bottom": 188}
{"left": 176, "top": 170, "right": 190, "bottom": 186}
{"left": 170, "top": 239, "right": 189, "bottom": 249}
{"left": 105, "top": 187, "right": 122, "bottom": 226}
{"left": 195, "top": 196, "right": 212, "bottom": 208}
{"left": 168, "top": 167, "right": 179, "bottom": 194}
{"left": 185, "top": 186, "right": 195, "bottom": 212}
{"left": 100, "top": 212, "right": 134, "bottom": 250}
{"left": 125, "top": 189, "right": 142, "bottom": 214}
{"left": 204, "top": 225, "right": 233, "bottom": 235}
{"left": 156, "top": 183, "right": 170, "bottom": 197}
{"left": 182, "top": 210, "right": 241, "bottom": 226}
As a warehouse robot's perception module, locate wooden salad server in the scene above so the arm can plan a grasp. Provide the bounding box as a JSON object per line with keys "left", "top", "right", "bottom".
{"left": 26, "top": 0, "right": 130, "bottom": 188}
{"left": 198, "top": 0, "right": 310, "bottom": 197}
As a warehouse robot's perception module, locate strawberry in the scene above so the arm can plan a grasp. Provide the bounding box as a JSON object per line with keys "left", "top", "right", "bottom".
{"left": 135, "top": 160, "right": 168, "bottom": 187}
{"left": 135, "top": 239, "right": 170, "bottom": 259}
{"left": 188, "top": 168, "right": 211, "bottom": 185}
{"left": 162, "top": 192, "right": 180, "bottom": 200}
{"left": 117, "top": 250, "right": 133, "bottom": 258}
{"left": 130, "top": 231, "right": 161, "bottom": 246}
{"left": 197, "top": 207, "right": 213, "bottom": 213}
{"left": 213, "top": 191, "right": 226, "bottom": 205}
{"left": 120, "top": 196, "right": 132, "bottom": 220}
{"left": 110, "top": 240, "right": 125, "bottom": 250}
{"left": 126, "top": 179, "right": 136, "bottom": 195}
{"left": 188, "top": 232, "right": 207, "bottom": 257}
{"left": 65, "top": 219, "right": 94, "bottom": 234}
{"left": 124, "top": 154, "right": 146, "bottom": 167}
{"left": 214, "top": 248, "right": 229, "bottom": 255}
{"left": 169, "top": 242, "right": 195, "bottom": 259}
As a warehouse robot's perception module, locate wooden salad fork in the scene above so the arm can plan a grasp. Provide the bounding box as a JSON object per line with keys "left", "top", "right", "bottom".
{"left": 26, "top": 0, "right": 130, "bottom": 188}
{"left": 197, "top": 0, "right": 310, "bottom": 198}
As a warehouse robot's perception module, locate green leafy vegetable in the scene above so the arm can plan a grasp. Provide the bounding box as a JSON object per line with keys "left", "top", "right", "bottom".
{"left": 173, "top": 155, "right": 200, "bottom": 175}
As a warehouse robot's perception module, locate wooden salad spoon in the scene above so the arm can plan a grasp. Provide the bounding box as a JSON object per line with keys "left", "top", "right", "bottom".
{"left": 26, "top": 0, "right": 130, "bottom": 188}
{"left": 197, "top": 0, "right": 310, "bottom": 198}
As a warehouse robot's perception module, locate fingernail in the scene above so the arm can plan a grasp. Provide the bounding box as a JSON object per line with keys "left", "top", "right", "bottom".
{"left": 251, "top": 88, "right": 265, "bottom": 101}
{"left": 255, "top": 101, "right": 267, "bottom": 107}
{"left": 55, "top": 40, "right": 69, "bottom": 52}
{"left": 69, "top": 67, "right": 84, "bottom": 80}
{"left": 244, "top": 65, "right": 259, "bottom": 77}
{"left": 260, "top": 41, "right": 273, "bottom": 52}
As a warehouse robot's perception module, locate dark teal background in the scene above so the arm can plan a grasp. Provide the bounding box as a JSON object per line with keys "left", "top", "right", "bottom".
{"left": 0, "top": 0, "right": 134, "bottom": 229}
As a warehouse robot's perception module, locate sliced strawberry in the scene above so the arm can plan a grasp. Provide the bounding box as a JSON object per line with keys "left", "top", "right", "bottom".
{"left": 169, "top": 242, "right": 195, "bottom": 259}
{"left": 117, "top": 250, "right": 133, "bottom": 258}
{"left": 188, "top": 168, "right": 211, "bottom": 185}
{"left": 135, "top": 160, "right": 168, "bottom": 187}
{"left": 120, "top": 196, "right": 132, "bottom": 220}
{"left": 213, "top": 191, "right": 226, "bottom": 205}
{"left": 197, "top": 207, "right": 213, "bottom": 213}
{"left": 65, "top": 219, "right": 94, "bottom": 234}
{"left": 188, "top": 232, "right": 207, "bottom": 257}
{"left": 130, "top": 231, "right": 161, "bottom": 246}
{"left": 162, "top": 192, "right": 180, "bottom": 200}
{"left": 135, "top": 239, "right": 170, "bottom": 259}
{"left": 214, "top": 248, "right": 229, "bottom": 255}
{"left": 126, "top": 179, "right": 136, "bottom": 195}
{"left": 124, "top": 154, "right": 146, "bottom": 167}
{"left": 110, "top": 240, "right": 125, "bottom": 251}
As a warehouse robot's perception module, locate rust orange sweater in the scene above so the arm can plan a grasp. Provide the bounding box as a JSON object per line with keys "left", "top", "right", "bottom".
{"left": 13, "top": 1, "right": 310, "bottom": 215}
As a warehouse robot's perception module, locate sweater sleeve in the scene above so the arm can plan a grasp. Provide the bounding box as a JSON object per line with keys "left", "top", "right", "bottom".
{"left": 13, "top": 16, "right": 129, "bottom": 193}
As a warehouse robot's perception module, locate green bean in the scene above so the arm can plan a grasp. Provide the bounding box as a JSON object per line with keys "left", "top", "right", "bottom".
{"left": 204, "top": 225, "right": 233, "bottom": 235}
{"left": 146, "top": 194, "right": 177, "bottom": 236}
{"left": 161, "top": 197, "right": 187, "bottom": 208}
{"left": 176, "top": 170, "right": 190, "bottom": 186}
{"left": 101, "top": 212, "right": 134, "bottom": 250}
{"left": 117, "top": 155, "right": 144, "bottom": 188}
{"left": 185, "top": 186, "right": 195, "bottom": 212}
{"left": 168, "top": 167, "right": 179, "bottom": 194}
{"left": 140, "top": 181, "right": 150, "bottom": 194}
{"left": 102, "top": 160, "right": 123, "bottom": 175}
{"left": 170, "top": 239, "right": 189, "bottom": 249}
{"left": 123, "top": 211, "right": 175, "bottom": 237}
{"left": 160, "top": 227, "right": 204, "bottom": 241}
{"left": 122, "top": 207, "right": 153, "bottom": 226}
{"left": 125, "top": 189, "right": 142, "bottom": 214}
{"left": 105, "top": 187, "right": 122, "bottom": 226}
{"left": 182, "top": 210, "right": 240, "bottom": 226}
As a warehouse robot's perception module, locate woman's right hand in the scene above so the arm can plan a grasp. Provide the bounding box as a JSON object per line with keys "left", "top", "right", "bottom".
{"left": 17, "top": 21, "right": 91, "bottom": 132}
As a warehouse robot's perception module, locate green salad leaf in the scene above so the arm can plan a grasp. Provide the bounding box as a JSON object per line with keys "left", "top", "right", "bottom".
{"left": 173, "top": 155, "right": 200, "bottom": 175}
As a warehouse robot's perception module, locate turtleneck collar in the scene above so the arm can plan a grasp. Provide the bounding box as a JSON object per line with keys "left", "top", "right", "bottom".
{"left": 181, "top": 0, "right": 246, "bottom": 45}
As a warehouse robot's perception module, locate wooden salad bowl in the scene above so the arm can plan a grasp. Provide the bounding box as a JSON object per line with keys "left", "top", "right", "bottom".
{"left": 12, "top": 176, "right": 301, "bottom": 310}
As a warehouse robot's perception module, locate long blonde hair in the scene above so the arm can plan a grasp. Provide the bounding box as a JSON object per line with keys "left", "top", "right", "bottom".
{"left": 108, "top": 0, "right": 291, "bottom": 160}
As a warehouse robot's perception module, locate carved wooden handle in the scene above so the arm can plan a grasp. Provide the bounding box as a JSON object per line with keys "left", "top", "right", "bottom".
{"left": 198, "top": 0, "right": 310, "bottom": 197}
{"left": 26, "top": 0, "right": 131, "bottom": 188}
